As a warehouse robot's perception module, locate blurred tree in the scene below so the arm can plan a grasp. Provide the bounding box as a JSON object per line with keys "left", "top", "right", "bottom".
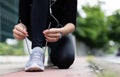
{"left": 74, "top": 5, "right": 109, "bottom": 48}
{"left": 107, "top": 10, "right": 120, "bottom": 42}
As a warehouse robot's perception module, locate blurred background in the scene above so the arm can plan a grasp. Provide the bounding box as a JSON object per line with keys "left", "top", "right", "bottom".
{"left": 1, "top": 0, "right": 120, "bottom": 56}
{"left": 0, "top": 0, "right": 24, "bottom": 56}
{"left": 76, "top": 0, "right": 120, "bottom": 56}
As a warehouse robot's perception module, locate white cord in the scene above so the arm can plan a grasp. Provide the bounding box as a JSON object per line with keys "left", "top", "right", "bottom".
{"left": 44, "top": 0, "right": 63, "bottom": 53}
{"left": 43, "top": 0, "right": 57, "bottom": 53}
{"left": 49, "top": 0, "right": 62, "bottom": 28}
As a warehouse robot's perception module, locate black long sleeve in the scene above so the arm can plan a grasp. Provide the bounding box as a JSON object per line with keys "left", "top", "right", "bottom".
{"left": 62, "top": 0, "right": 77, "bottom": 26}
{"left": 51, "top": 0, "right": 77, "bottom": 27}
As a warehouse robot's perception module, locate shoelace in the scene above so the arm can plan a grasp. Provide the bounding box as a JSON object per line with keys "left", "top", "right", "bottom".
{"left": 44, "top": 22, "right": 51, "bottom": 54}
{"left": 20, "top": 20, "right": 31, "bottom": 55}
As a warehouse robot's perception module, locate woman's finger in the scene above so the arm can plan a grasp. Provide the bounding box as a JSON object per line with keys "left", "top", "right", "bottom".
{"left": 14, "top": 24, "right": 28, "bottom": 35}
{"left": 13, "top": 28, "right": 26, "bottom": 37}
{"left": 45, "top": 35, "right": 59, "bottom": 42}
{"left": 13, "top": 33, "right": 25, "bottom": 40}
{"left": 45, "top": 33, "right": 60, "bottom": 38}
{"left": 43, "top": 28, "right": 60, "bottom": 34}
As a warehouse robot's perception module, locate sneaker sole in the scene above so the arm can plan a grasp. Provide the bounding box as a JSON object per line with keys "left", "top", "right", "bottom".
{"left": 25, "top": 67, "right": 44, "bottom": 72}
{"left": 25, "top": 63, "right": 44, "bottom": 72}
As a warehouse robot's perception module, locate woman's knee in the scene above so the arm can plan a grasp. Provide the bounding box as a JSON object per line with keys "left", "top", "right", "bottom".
{"left": 50, "top": 34, "right": 76, "bottom": 69}
{"left": 51, "top": 51, "right": 75, "bottom": 69}
{"left": 58, "top": 54, "right": 75, "bottom": 69}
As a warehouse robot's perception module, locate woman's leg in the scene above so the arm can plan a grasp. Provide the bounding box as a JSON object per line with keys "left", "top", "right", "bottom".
{"left": 31, "top": 0, "right": 49, "bottom": 48}
{"left": 49, "top": 34, "right": 75, "bottom": 69}
{"left": 21, "top": 0, "right": 50, "bottom": 72}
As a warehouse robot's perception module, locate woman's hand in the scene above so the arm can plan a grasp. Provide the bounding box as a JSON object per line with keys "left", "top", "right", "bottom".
{"left": 43, "top": 23, "right": 75, "bottom": 42}
{"left": 13, "top": 23, "right": 28, "bottom": 40}
{"left": 43, "top": 28, "right": 62, "bottom": 42}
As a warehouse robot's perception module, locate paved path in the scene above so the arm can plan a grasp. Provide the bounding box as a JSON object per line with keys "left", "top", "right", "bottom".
{"left": 0, "top": 63, "right": 24, "bottom": 75}
{"left": 94, "top": 57, "right": 120, "bottom": 76}
{"left": 0, "top": 57, "right": 95, "bottom": 77}
{"left": 102, "top": 56, "right": 120, "bottom": 63}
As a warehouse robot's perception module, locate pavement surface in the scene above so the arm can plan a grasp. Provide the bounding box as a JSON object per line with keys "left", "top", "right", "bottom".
{"left": 0, "top": 57, "right": 95, "bottom": 77}
{"left": 0, "top": 63, "right": 24, "bottom": 75}
{"left": 94, "top": 57, "right": 120, "bottom": 75}
{"left": 102, "top": 56, "right": 120, "bottom": 63}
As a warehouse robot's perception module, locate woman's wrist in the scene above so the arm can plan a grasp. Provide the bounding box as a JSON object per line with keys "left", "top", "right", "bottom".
{"left": 59, "top": 23, "right": 75, "bottom": 36}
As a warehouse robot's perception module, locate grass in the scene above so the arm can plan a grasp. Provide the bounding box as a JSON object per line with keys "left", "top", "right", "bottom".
{"left": 97, "top": 71, "right": 117, "bottom": 77}
{"left": 0, "top": 41, "right": 25, "bottom": 56}
{"left": 87, "top": 56, "right": 118, "bottom": 77}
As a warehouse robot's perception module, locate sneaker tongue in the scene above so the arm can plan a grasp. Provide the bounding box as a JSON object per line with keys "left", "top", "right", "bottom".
{"left": 32, "top": 47, "right": 44, "bottom": 54}
{"left": 30, "top": 47, "right": 44, "bottom": 61}
{"left": 32, "top": 50, "right": 42, "bottom": 56}
{"left": 30, "top": 51, "right": 43, "bottom": 61}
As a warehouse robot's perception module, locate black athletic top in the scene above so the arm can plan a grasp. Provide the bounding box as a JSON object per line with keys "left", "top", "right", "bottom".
{"left": 19, "top": 0, "right": 77, "bottom": 27}
{"left": 51, "top": 0, "right": 77, "bottom": 26}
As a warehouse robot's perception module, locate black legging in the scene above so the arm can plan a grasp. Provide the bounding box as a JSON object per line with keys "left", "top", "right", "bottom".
{"left": 48, "top": 34, "right": 75, "bottom": 69}
{"left": 31, "top": 0, "right": 49, "bottom": 48}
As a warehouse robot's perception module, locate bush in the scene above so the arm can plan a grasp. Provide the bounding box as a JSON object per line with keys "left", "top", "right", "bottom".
{"left": 0, "top": 41, "right": 25, "bottom": 56}
{"left": 74, "top": 5, "right": 109, "bottom": 48}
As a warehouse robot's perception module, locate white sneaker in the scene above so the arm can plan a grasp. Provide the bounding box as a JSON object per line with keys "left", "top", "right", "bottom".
{"left": 25, "top": 47, "right": 44, "bottom": 72}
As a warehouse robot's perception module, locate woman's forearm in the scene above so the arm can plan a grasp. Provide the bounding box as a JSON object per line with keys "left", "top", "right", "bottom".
{"left": 60, "top": 23, "right": 75, "bottom": 36}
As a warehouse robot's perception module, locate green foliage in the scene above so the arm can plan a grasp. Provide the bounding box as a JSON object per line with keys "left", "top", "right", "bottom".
{"left": 74, "top": 3, "right": 120, "bottom": 51}
{"left": 74, "top": 5, "right": 109, "bottom": 48}
{"left": 107, "top": 10, "right": 120, "bottom": 42}
{"left": 0, "top": 41, "right": 25, "bottom": 56}
{"left": 97, "top": 71, "right": 117, "bottom": 77}
{"left": 87, "top": 55, "right": 95, "bottom": 63}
